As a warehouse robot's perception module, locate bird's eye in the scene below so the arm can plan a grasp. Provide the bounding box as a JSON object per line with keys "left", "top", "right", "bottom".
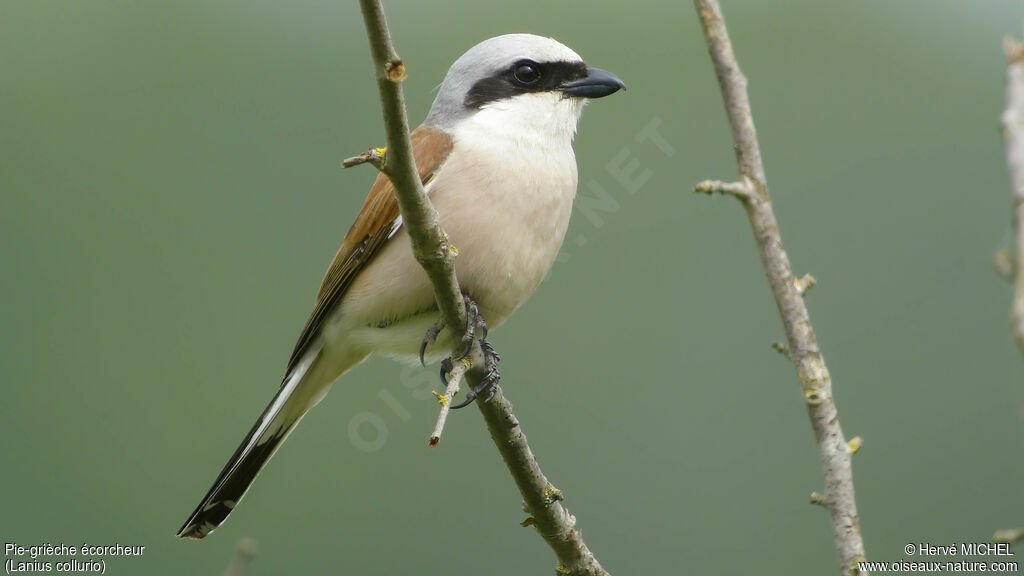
{"left": 513, "top": 62, "right": 541, "bottom": 85}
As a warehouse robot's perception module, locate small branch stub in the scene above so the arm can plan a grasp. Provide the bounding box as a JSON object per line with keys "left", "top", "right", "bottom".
{"left": 694, "top": 178, "right": 753, "bottom": 199}
{"left": 794, "top": 273, "right": 817, "bottom": 296}
{"left": 810, "top": 491, "right": 827, "bottom": 507}
{"left": 342, "top": 147, "right": 387, "bottom": 169}
{"left": 847, "top": 436, "right": 863, "bottom": 454}
{"left": 771, "top": 341, "right": 791, "bottom": 359}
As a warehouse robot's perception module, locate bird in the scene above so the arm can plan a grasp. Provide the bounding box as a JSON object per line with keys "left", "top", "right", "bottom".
{"left": 177, "top": 33, "right": 625, "bottom": 539}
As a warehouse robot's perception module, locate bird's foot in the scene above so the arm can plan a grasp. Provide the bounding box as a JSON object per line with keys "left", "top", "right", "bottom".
{"left": 450, "top": 340, "right": 501, "bottom": 410}
{"left": 429, "top": 294, "right": 499, "bottom": 409}
{"left": 421, "top": 293, "right": 488, "bottom": 366}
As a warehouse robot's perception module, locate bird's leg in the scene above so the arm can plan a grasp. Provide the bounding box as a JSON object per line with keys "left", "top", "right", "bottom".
{"left": 420, "top": 292, "right": 485, "bottom": 366}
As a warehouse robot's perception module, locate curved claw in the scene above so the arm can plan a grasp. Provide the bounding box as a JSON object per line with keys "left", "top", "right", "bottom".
{"left": 452, "top": 372, "right": 500, "bottom": 411}
{"left": 420, "top": 319, "right": 446, "bottom": 367}
{"left": 438, "top": 357, "right": 455, "bottom": 387}
{"left": 450, "top": 391, "right": 477, "bottom": 410}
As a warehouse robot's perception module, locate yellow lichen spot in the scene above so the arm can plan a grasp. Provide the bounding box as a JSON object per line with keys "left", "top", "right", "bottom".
{"left": 848, "top": 436, "right": 863, "bottom": 454}
{"left": 556, "top": 563, "right": 571, "bottom": 575}
{"left": 543, "top": 484, "right": 564, "bottom": 503}
{"left": 459, "top": 356, "right": 473, "bottom": 369}
{"left": 449, "top": 244, "right": 459, "bottom": 256}
{"left": 804, "top": 388, "right": 822, "bottom": 404}
{"left": 431, "top": 390, "right": 449, "bottom": 406}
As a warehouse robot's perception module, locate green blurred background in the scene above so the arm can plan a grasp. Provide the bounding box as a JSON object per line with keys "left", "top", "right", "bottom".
{"left": 3, "top": 0, "right": 1023, "bottom": 574}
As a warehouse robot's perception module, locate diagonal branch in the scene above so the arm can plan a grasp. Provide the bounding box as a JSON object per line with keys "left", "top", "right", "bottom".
{"left": 1001, "top": 37, "right": 1024, "bottom": 358}
{"left": 355, "top": 2, "right": 608, "bottom": 574}
{"left": 692, "top": 1, "right": 868, "bottom": 574}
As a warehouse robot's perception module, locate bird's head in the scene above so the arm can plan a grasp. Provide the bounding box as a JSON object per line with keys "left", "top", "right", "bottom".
{"left": 425, "top": 34, "right": 625, "bottom": 142}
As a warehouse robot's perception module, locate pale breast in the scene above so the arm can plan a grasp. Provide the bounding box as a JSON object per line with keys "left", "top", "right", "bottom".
{"left": 431, "top": 124, "right": 578, "bottom": 324}
{"left": 337, "top": 92, "right": 581, "bottom": 338}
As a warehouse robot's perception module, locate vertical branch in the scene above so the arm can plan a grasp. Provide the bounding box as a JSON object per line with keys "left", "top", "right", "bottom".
{"left": 355, "top": 2, "right": 609, "bottom": 574}
{"left": 1002, "top": 37, "right": 1024, "bottom": 357}
{"left": 995, "top": 34, "right": 1024, "bottom": 550}
{"left": 692, "top": 1, "right": 868, "bottom": 574}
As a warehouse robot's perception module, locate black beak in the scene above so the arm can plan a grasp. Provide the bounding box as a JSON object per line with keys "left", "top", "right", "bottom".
{"left": 561, "top": 67, "right": 626, "bottom": 99}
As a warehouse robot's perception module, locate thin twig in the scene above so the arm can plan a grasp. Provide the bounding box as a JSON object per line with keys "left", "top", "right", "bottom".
{"left": 692, "top": 1, "right": 868, "bottom": 574}
{"left": 341, "top": 147, "right": 386, "bottom": 169}
{"left": 355, "top": 3, "right": 608, "bottom": 574}
{"left": 429, "top": 357, "right": 470, "bottom": 448}
{"left": 694, "top": 178, "right": 754, "bottom": 199}
{"left": 1002, "top": 37, "right": 1024, "bottom": 357}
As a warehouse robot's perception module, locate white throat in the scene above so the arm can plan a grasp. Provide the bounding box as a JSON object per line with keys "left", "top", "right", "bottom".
{"left": 456, "top": 92, "right": 585, "bottom": 148}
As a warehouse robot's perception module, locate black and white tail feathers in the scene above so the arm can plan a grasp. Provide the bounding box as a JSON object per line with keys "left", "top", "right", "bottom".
{"left": 177, "top": 355, "right": 321, "bottom": 539}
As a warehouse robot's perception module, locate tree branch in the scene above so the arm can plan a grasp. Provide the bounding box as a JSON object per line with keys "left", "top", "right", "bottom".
{"left": 355, "top": 3, "right": 608, "bottom": 574}
{"left": 692, "top": 1, "right": 868, "bottom": 574}
{"left": 1002, "top": 37, "right": 1024, "bottom": 358}
{"left": 997, "top": 35, "right": 1024, "bottom": 558}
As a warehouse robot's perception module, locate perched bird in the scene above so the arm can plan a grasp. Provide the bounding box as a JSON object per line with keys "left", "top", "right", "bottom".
{"left": 177, "top": 33, "right": 624, "bottom": 539}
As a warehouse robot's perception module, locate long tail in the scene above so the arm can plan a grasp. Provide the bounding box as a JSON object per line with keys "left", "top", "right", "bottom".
{"left": 177, "top": 350, "right": 329, "bottom": 539}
